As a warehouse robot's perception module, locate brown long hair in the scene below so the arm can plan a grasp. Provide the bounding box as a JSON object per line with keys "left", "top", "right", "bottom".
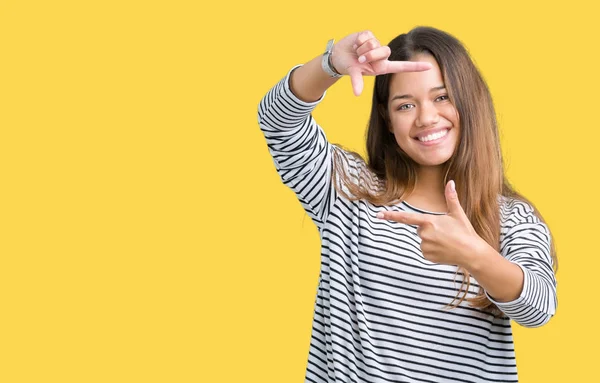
{"left": 332, "top": 26, "right": 557, "bottom": 314}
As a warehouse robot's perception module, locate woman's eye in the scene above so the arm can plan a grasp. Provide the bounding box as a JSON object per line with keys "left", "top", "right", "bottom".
{"left": 398, "top": 104, "right": 414, "bottom": 111}
{"left": 436, "top": 95, "right": 449, "bottom": 102}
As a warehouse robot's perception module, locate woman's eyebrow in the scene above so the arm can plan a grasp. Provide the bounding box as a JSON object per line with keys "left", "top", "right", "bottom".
{"left": 390, "top": 86, "right": 446, "bottom": 102}
{"left": 430, "top": 85, "right": 446, "bottom": 92}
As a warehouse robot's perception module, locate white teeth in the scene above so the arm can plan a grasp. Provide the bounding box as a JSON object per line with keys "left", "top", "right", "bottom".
{"left": 418, "top": 129, "right": 448, "bottom": 142}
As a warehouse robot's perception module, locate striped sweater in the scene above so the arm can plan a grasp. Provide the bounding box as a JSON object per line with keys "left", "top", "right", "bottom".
{"left": 257, "top": 66, "right": 557, "bottom": 383}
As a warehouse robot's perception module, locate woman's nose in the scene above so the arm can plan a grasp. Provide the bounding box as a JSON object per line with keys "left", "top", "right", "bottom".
{"left": 416, "top": 102, "right": 440, "bottom": 127}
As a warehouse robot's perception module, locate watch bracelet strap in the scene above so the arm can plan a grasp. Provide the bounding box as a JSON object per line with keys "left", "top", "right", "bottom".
{"left": 327, "top": 53, "right": 343, "bottom": 76}
{"left": 322, "top": 39, "right": 343, "bottom": 78}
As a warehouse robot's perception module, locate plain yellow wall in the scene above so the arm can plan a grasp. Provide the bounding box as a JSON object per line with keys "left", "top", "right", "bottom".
{"left": 1, "top": 0, "right": 598, "bottom": 382}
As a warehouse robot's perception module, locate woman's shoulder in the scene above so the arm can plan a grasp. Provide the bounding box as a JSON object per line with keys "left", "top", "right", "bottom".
{"left": 498, "top": 195, "right": 541, "bottom": 228}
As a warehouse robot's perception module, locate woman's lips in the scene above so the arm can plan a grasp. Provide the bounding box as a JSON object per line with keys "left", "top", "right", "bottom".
{"left": 414, "top": 128, "right": 450, "bottom": 146}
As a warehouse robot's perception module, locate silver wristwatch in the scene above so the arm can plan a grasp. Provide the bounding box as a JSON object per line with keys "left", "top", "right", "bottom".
{"left": 321, "top": 39, "right": 343, "bottom": 78}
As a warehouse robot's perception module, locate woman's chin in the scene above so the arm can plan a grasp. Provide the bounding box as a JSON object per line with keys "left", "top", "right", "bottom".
{"left": 414, "top": 157, "right": 452, "bottom": 168}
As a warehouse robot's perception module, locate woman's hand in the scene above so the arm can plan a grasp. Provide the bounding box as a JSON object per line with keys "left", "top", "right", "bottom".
{"left": 331, "top": 31, "right": 432, "bottom": 96}
{"left": 376, "top": 181, "right": 486, "bottom": 268}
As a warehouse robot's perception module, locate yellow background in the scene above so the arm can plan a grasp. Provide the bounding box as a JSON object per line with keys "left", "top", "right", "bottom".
{"left": 1, "top": 0, "right": 598, "bottom": 382}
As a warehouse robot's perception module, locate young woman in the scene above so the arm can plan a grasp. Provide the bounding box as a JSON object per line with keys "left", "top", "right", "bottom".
{"left": 257, "top": 27, "right": 557, "bottom": 383}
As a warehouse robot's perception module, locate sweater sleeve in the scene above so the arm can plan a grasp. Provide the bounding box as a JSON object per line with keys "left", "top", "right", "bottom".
{"left": 257, "top": 65, "right": 339, "bottom": 231}
{"left": 486, "top": 198, "right": 558, "bottom": 327}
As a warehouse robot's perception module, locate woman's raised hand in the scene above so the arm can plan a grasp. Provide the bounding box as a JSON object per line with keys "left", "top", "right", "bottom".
{"left": 330, "top": 31, "right": 432, "bottom": 96}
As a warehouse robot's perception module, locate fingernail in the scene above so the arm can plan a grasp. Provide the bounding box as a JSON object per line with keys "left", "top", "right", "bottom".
{"left": 358, "top": 56, "right": 366, "bottom": 63}
{"left": 376, "top": 212, "right": 384, "bottom": 219}
{"left": 450, "top": 180, "right": 456, "bottom": 192}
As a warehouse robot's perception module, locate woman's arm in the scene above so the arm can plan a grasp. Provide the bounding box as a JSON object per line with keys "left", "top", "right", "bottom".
{"left": 465, "top": 203, "right": 557, "bottom": 327}
{"left": 376, "top": 183, "right": 557, "bottom": 327}
{"left": 465, "top": 240, "right": 526, "bottom": 302}
{"left": 257, "top": 64, "right": 336, "bottom": 230}
{"left": 288, "top": 54, "right": 340, "bottom": 102}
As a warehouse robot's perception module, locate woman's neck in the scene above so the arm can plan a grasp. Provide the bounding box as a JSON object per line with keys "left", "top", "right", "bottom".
{"left": 404, "top": 165, "right": 448, "bottom": 212}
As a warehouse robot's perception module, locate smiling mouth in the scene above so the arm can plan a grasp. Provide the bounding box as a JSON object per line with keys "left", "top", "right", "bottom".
{"left": 415, "top": 128, "right": 450, "bottom": 143}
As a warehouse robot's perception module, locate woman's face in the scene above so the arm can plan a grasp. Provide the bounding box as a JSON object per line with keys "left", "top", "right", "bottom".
{"left": 387, "top": 53, "right": 460, "bottom": 168}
